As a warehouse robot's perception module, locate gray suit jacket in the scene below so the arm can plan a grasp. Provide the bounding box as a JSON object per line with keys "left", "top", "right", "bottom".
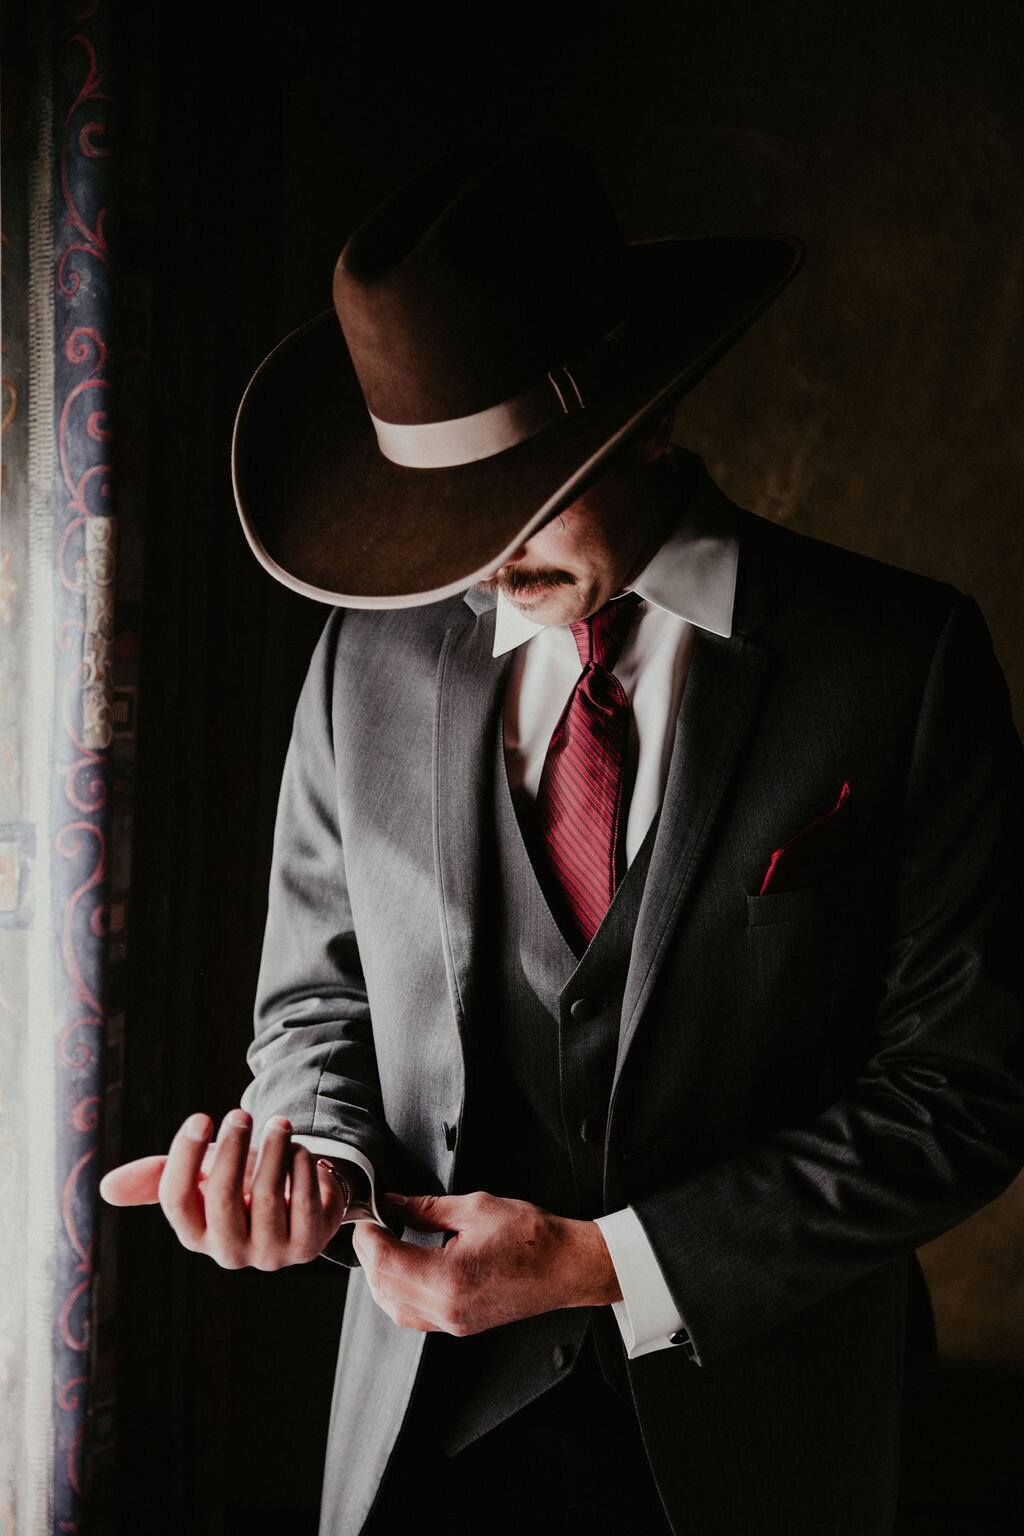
{"left": 242, "top": 475, "right": 1024, "bottom": 1535}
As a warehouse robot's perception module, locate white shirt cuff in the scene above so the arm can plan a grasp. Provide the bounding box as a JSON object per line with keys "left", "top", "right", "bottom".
{"left": 289, "top": 1135, "right": 385, "bottom": 1226}
{"left": 594, "top": 1206, "right": 692, "bottom": 1360}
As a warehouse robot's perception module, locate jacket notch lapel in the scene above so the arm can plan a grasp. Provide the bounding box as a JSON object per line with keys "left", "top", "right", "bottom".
{"left": 433, "top": 598, "right": 511, "bottom": 1040}
{"left": 614, "top": 584, "right": 774, "bottom": 1086}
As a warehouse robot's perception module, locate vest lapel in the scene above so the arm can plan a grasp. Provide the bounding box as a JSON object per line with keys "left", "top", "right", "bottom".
{"left": 433, "top": 592, "right": 512, "bottom": 1042}
{"left": 615, "top": 517, "right": 774, "bottom": 1086}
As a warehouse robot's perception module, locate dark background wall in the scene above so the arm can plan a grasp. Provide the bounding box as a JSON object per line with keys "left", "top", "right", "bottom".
{"left": 98, "top": 3, "right": 1024, "bottom": 1532}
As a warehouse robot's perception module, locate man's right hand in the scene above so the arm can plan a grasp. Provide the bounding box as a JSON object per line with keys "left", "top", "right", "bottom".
{"left": 99, "top": 1109, "right": 349, "bottom": 1270}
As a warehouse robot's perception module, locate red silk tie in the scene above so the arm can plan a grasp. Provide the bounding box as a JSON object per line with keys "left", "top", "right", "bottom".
{"left": 536, "top": 596, "right": 641, "bottom": 950}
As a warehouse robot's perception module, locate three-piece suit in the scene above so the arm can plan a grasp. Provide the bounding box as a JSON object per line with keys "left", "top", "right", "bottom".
{"left": 241, "top": 472, "right": 1024, "bottom": 1536}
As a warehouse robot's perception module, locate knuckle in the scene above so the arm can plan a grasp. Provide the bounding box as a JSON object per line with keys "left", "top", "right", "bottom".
{"left": 160, "top": 1206, "right": 203, "bottom": 1253}
{"left": 212, "top": 1249, "right": 245, "bottom": 1271}
{"left": 254, "top": 1251, "right": 286, "bottom": 1273}
{"left": 442, "top": 1296, "right": 467, "bottom": 1332}
{"left": 439, "top": 1294, "right": 461, "bottom": 1327}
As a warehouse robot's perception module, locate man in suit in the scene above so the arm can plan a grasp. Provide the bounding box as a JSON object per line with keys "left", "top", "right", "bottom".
{"left": 103, "top": 141, "right": 1024, "bottom": 1535}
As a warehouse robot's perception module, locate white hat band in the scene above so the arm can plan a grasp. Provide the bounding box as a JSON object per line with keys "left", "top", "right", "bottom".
{"left": 369, "top": 323, "right": 630, "bottom": 470}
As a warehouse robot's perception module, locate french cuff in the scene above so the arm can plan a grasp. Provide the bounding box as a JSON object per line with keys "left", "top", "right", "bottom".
{"left": 289, "top": 1135, "right": 386, "bottom": 1228}
{"left": 594, "top": 1207, "right": 698, "bottom": 1362}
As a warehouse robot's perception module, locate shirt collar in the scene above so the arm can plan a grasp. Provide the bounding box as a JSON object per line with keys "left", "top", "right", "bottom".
{"left": 491, "top": 472, "right": 738, "bottom": 659}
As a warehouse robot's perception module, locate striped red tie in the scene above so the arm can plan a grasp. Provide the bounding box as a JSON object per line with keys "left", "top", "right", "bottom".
{"left": 536, "top": 596, "right": 641, "bottom": 950}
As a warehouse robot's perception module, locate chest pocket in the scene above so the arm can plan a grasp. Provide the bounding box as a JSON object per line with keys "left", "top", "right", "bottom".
{"left": 745, "top": 863, "right": 863, "bottom": 927}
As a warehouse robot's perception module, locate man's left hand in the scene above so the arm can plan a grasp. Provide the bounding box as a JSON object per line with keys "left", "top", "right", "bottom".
{"left": 352, "top": 1190, "right": 622, "bottom": 1335}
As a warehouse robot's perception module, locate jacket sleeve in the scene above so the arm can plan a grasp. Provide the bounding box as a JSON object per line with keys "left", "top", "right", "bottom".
{"left": 632, "top": 595, "right": 1024, "bottom": 1365}
{"left": 240, "top": 613, "right": 394, "bottom": 1196}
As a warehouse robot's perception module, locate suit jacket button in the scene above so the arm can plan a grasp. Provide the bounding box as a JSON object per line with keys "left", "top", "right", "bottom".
{"left": 552, "top": 1344, "right": 573, "bottom": 1372}
{"left": 569, "top": 997, "right": 599, "bottom": 1022}
{"left": 579, "top": 1114, "right": 604, "bottom": 1143}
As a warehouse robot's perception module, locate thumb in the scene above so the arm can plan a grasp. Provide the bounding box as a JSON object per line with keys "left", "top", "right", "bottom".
{"left": 387, "top": 1193, "right": 461, "bottom": 1234}
{"left": 99, "top": 1155, "right": 168, "bottom": 1207}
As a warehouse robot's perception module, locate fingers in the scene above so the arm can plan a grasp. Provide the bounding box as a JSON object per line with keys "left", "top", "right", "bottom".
{"left": 99, "top": 1155, "right": 168, "bottom": 1206}
{"left": 198, "top": 1113, "right": 344, "bottom": 1270}
{"left": 203, "top": 1140, "right": 258, "bottom": 1196}
{"left": 388, "top": 1193, "right": 461, "bottom": 1234}
{"left": 354, "top": 1221, "right": 459, "bottom": 1332}
{"left": 354, "top": 1223, "right": 415, "bottom": 1296}
{"left": 102, "top": 1138, "right": 255, "bottom": 1209}
{"left": 352, "top": 1220, "right": 395, "bottom": 1269}
{"left": 356, "top": 1191, "right": 568, "bottom": 1336}
{"left": 286, "top": 1144, "right": 324, "bottom": 1259}
{"left": 158, "top": 1112, "right": 214, "bottom": 1250}
{"left": 248, "top": 1116, "right": 291, "bottom": 1263}
{"left": 200, "top": 1110, "right": 254, "bottom": 1267}
{"left": 143, "top": 1108, "right": 350, "bottom": 1273}
{"left": 286, "top": 1148, "right": 349, "bottom": 1260}
{"left": 354, "top": 1226, "right": 442, "bottom": 1332}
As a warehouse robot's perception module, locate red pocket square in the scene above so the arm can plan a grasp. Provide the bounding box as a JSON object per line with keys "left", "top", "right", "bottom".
{"left": 759, "top": 782, "right": 854, "bottom": 896}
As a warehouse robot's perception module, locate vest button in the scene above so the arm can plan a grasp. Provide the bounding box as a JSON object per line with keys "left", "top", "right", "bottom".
{"left": 569, "top": 997, "right": 599, "bottom": 1022}
{"left": 579, "top": 1114, "right": 604, "bottom": 1143}
{"left": 552, "top": 1343, "right": 573, "bottom": 1372}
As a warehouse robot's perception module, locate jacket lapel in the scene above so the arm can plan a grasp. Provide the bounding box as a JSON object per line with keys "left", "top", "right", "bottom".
{"left": 615, "top": 514, "right": 774, "bottom": 1083}
{"left": 433, "top": 591, "right": 512, "bottom": 1040}
{"left": 432, "top": 518, "right": 775, "bottom": 1089}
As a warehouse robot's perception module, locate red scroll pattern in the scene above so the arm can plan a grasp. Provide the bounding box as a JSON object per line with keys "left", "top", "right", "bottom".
{"left": 52, "top": 15, "right": 114, "bottom": 1529}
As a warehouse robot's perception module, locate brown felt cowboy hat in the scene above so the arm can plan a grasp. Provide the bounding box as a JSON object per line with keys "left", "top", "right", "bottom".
{"left": 232, "top": 139, "right": 803, "bottom": 609}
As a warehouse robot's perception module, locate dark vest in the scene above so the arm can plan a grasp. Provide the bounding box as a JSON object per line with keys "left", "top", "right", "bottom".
{"left": 431, "top": 727, "right": 657, "bottom": 1455}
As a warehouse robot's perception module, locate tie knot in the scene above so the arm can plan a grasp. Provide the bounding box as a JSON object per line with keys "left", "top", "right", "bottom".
{"left": 570, "top": 594, "right": 641, "bottom": 671}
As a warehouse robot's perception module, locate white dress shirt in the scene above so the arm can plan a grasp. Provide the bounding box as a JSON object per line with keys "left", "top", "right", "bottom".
{"left": 294, "top": 481, "right": 739, "bottom": 1359}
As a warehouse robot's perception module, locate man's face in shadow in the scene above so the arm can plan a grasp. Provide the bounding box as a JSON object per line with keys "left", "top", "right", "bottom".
{"left": 479, "top": 411, "right": 677, "bottom": 626}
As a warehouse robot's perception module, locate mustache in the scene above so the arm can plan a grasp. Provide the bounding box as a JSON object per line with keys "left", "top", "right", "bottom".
{"left": 480, "top": 566, "right": 575, "bottom": 594}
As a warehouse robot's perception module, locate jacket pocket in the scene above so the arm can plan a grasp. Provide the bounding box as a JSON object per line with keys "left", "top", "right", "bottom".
{"left": 746, "top": 865, "right": 861, "bottom": 927}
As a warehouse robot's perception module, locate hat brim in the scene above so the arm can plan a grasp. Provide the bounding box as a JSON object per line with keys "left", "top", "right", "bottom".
{"left": 232, "top": 235, "right": 803, "bottom": 609}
